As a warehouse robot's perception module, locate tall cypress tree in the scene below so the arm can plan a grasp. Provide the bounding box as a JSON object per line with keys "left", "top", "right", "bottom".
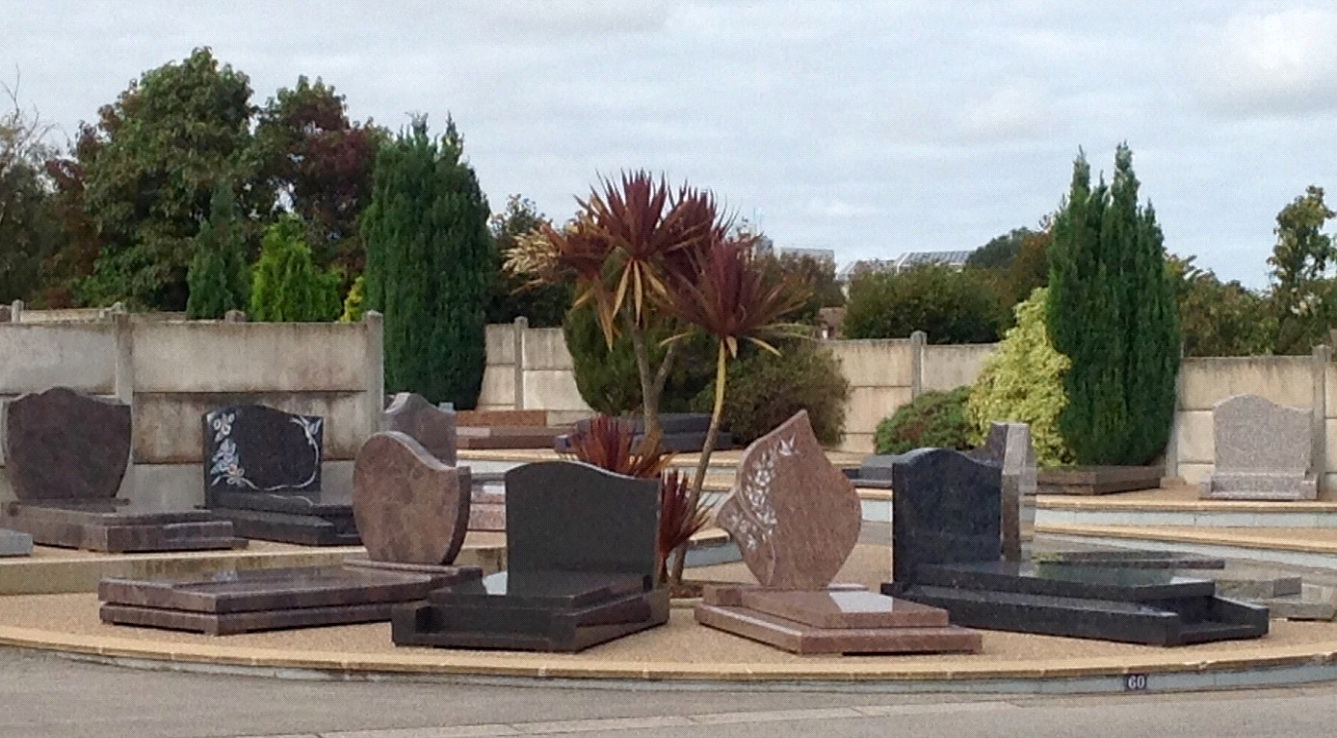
{"left": 362, "top": 117, "right": 491, "bottom": 407}
{"left": 1047, "top": 144, "right": 1179, "bottom": 466}
{"left": 249, "top": 215, "right": 342, "bottom": 322}
{"left": 186, "top": 183, "right": 250, "bottom": 319}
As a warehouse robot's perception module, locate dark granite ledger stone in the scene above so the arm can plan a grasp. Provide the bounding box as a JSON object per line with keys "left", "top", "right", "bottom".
{"left": 392, "top": 460, "right": 668, "bottom": 652}
{"left": 4, "top": 387, "right": 132, "bottom": 500}
{"left": 202, "top": 404, "right": 323, "bottom": 501}
{"left": 889, "top": 448, "right": 1002, "bottom": 590}
{"left": 0, "top": 500, "right": 237, "bottom": 553}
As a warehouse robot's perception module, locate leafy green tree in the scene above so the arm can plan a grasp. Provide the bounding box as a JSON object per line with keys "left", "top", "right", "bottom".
{"left": 842, "top": 264, "right": 1010, "bottom": 343}
{"left": 1267, "top": 185, "right": 1336, "bottom": 354}
{"left": 338, "top": 274, "right": 365, "bottom": 323}
{"left": 362, "top": 117, "right": 491, "bottom": 408}
{"left": 756, "top": 250, "right": 844, "bottom": 324}
{"left": 0, "top": 79, "right": 61, "bottom": 303}
{"left": 967, "top": 287, "right": 1073, "bottom": 467}
{"left": 487, "top": 194, "right": 571, "bottom": 326}
{"left": 1167, "top": 254, "right": 1273, "bottom": 356}
{"left": 1047, "top": 145, "right": 1180, "bottom": 466}
{"left": 76, "top": 48, "right": 270, "bottom": 309}
{"left": 255, "top": 76, "right": 386, "bottom": 288}
{"left": 968, "top": 227, "right": 1037, "bottom": 270}
{"left": 185, "top": 183, "right": 249, "bottom": 318}
{"left": 248, "top": 215, "right": 341, "bottom": 322}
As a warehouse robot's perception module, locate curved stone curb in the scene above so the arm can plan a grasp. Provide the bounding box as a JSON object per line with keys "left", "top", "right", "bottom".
{"left": 4, "top": 625, "right": 1337, "bottom": 694}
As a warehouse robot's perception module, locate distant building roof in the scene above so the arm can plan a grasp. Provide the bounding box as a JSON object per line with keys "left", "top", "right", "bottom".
{"left": 838, "top": 250, "right": 972, "bottom": 281}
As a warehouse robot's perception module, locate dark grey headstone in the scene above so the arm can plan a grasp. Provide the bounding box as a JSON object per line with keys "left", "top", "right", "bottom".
{"left": 503, "top": 461, "right": 659, "bottom": 580}
{"left": 203, "top": 405, "right": 323, "bottom": 501}
{"left": 3, "top": 387, "right": 132, "bottom": 500}
{"left": 890, "top": 448, "right": 1002, "bottom": 587}
{"left": 383, "top": 392, "right": 457, "bottom": 466}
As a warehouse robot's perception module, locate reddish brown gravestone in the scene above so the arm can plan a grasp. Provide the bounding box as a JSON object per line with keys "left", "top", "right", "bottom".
{"left": 716, "top": 410, "right": 861, "bottom": 589}
{"left": 352, "top": 431, "right": 470, "bottom": 566}
{"left": 383, "top": 392, "right": 457, "bottom": 467}
{"left": 4, "top": 387, "right": 132, "bottom": 500}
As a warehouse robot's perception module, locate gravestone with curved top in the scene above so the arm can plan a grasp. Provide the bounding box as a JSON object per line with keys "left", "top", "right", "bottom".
{"left": 1200, "top": 394, "right": 1317, "bottom": 501}
{"left": 696, "top": 412, "right": 982, "bottom": 654}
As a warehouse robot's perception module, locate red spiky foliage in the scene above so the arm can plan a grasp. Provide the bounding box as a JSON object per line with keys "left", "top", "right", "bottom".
{"left": 538, "top": 172, "right": 722, "bottom": 440}
{"left": 656, "top": 469, "right": 710, "bottom": 585}
{"left": 558, "top": 415, "right": 675, "bottom": 479}
{"left": 660, "top": 235, "right": 812, "bottom": 585}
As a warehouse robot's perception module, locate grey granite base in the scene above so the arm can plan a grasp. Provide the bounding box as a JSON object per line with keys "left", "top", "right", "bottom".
{"left": 0, "top": 528, "right": 33, "bottom": 557}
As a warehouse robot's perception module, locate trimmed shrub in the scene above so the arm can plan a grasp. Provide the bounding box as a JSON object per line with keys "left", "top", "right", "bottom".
{"left": 249, "top": 216, "right": 342, "bottom": 322}
{"left": 873, "top": 386, "right": 973, "bottom": 455}
{"left": 564, "top": 304, "right": 716, "bottom": 416}
{"left": 842, "top": 264, "right": 1010, "bottom": 343}
{"left": 339, "top": 274, "right": 365, "bottom": 323}
{"left": 966, "top": 287, "right": 1072, "bottom": 467}
{"left": 690, "top": 338, "right": 850, "bottom": 446}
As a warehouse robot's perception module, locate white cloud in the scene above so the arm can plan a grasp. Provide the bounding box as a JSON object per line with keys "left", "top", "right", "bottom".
{"left": 1193, "top": 7, "right": 1337, "bottom": 115}
{"left": 956, "top": 79, "right": 1051, "bottom": 141}
{"left": 805, "top": 199, "right": 879, "bottom": 218}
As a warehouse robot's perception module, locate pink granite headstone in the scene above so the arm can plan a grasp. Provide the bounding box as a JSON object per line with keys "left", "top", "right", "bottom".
{"left": 383, "top": 392, "right": 457, "bottom": 467}
{"left": 352, "top": 431, "right": 470, "bottom": 565}
{"left": 715, "top": 410, "right": 861, "bottom": 589}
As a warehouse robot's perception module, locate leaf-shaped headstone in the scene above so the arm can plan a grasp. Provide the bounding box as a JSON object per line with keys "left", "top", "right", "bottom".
{"left": 352, "top": 431, "right": 470, "bottom": 565}
{"left": 715, "top": 410, "right": 861, "bottom": 589}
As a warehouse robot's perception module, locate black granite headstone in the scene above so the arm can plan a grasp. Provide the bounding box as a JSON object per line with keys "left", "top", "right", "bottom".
{"left": 392, "top": 460, "right": 668, "bottom": 652}
{"left": 504, "top": 461, "right": 659, "bottom": 579}
{"left": 889, "top": 448, "right": 1001, "bottom": 589}
{"left": 203, "top": 405, "right": 323, "bottom": 502}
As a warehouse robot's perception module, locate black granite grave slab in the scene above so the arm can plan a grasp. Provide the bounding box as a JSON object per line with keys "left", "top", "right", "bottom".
{"left": 880, "top": 447, "right": 1269, "bottom": 646}
{"left": 393, "top": 460, "right": 668, "bottom": 652}
{"left": 201, "top": 405, "right": 356, "bottom": 545}
{"left": 1, "top": 499, "right": 238, "bottom": 553}
{"left": 99, "top": 565, "right": 481, "bottom": 635}
{"left": 203, "top": 405, "right": 323, "bottom": 501}
{"left": 1033, "top": 550, "right": 1227, "bottom": 570}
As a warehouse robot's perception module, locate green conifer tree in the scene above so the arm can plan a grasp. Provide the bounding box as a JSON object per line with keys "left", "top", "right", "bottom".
{"left": 1047, "top": 144, "right": 1180, "bottom": 465}
{"left": 249, "top": 215, "right": 342, "bottom": 322}
{"left": 185, "top": 183, "right": 249, "bottom": 319}
{"left": 361, "top": 117, "right": 491, "bottom": 407}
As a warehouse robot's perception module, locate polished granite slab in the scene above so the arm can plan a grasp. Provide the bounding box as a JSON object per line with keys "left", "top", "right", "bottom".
{"left": 1034, "top": 550, "right": 1227, "bottom": 570}
{"left": 0, "top": 499, "right": 238, "bottom": 553}
{"left": 205, "top": 488, "right": 357, "bottom": 546}
{"left": 393, "top": 461, "right": 667, "bottom": 653}
{"left": 392, "top": 571, "right": 670, "bottom": 653}
{"left": 100, "top": 565, "right": 481, "bottom": 635}
{"left": 914, "top": 561, "right": 1219, "bottom": 601}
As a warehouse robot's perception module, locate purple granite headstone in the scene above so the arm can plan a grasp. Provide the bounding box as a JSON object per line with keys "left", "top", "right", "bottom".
{"left": 3, "top": 387, "right": 131, "bottom": 500}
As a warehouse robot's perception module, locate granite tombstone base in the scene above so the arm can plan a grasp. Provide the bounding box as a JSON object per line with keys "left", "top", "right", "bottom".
{"left": 394, "top": 461, "right": 668, "bottom": 653}
{"left": 554, "top": 413, "right": 734, "bottom": 454}
{"left": 0, "top": 528, "right": 34, "bottom": 557}
{"left": 0, "top": 500, "right": 238, "bottom": 553}
{"left": 204, "top": 489, "right": 358, "bottom": 546}
{"left": 99, "top": 565, "right": 480, "bottom": 635}
{"left": 884, "top": 448, "right": 1268, "bottom": 647}
{"left": 695, "top": 584, "right": 980, "bottom": 655}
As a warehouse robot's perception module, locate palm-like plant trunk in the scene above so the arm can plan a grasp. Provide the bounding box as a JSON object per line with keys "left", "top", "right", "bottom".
{"left": 625, "top": 310, "right": 681, "bottom": 441}
{"left": 669, "top": 340, "right": 728, "bottom": 585}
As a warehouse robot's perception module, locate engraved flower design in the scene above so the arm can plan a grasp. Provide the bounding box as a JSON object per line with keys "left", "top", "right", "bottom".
{"left": 210, "top": 412, "right": 234, "bottom": 443}
{"left": 209, "top": 438, "right": 253, "bottom": 488}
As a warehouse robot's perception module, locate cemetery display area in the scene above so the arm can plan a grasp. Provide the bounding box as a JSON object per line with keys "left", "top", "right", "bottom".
{"left": 392, "top": 461, "right": 670, "bottom": 653}
{"left": 882, "top": 448, "right": 1270, "bottom": 647}
{"left": 555, "top": 413, "right": 733, "bottom": 454}
{"left": 694, "top": 412, "right": 981, "bottom": 655}
{"left": 1, "top": 388, "right": 238, "bottom": 553}
{"left": 99, "top": 430, "right": 482, "bottom": 634}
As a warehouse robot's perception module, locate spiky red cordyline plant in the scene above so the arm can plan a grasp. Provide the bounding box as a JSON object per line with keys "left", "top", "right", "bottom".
{"left": 660, "top": 235, "right": 812, "bottom": 585}
{"left": 538, "top": 171, "right": 723, "bottom": 440}
{"left": 557, "top": 415, "right": 675, "bottom": 479}
{"left": 657, "top": 469, "right": 710, "bottom": 585}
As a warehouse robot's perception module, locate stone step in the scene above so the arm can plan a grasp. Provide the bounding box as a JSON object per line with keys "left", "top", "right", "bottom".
{"left": 1258, "top": 585, "right": 1337, "bottom": 621}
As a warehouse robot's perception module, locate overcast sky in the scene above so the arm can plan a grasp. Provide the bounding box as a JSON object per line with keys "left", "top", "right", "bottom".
{"left": 9, "top": 0, "right": 1337, "bottom": 288}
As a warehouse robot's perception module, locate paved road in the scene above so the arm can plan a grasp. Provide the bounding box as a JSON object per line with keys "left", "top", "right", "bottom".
{"left": 3, "top": 648, "right": 1336, "bottom": 738}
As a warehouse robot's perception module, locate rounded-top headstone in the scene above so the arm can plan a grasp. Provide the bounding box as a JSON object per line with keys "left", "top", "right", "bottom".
{"left": 352, "top": 431, "right": 470, "bottom": 566}
{"left": 3, "top": 387, "right": 132, "bottom": 500}
{"left": 716, "top": 410, "right": 861, "bottom": 589}
{"left": 383, "top": 392, "right": 457, "bottom": 467}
